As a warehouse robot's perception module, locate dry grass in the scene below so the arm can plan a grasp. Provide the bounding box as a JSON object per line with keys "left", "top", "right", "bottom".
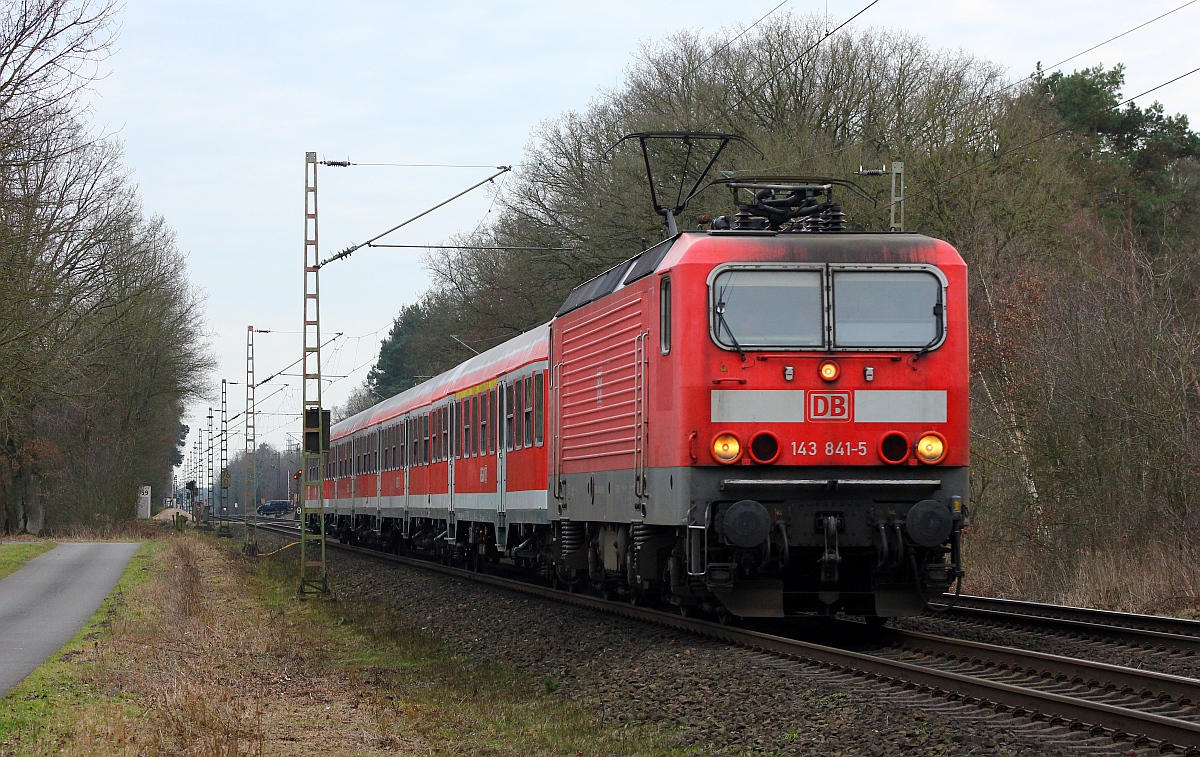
{"left": 1, "top": 531, "right": 686, "bottom": 756}
{"left": 965, "top": 532, "right": 1200, "bottom": 617}
{"left": 42, "top": 519, "right": 163, "bottom": 542}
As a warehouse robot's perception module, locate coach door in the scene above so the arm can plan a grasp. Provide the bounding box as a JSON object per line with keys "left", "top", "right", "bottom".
{"left": 447, "top": 401, "right": 456, "bottom": 540}
{"left": 497, "top": 381, "right": 508, "bottom": 538}
{"left": 402, "top": 416, "right": 411, "bottom": 538}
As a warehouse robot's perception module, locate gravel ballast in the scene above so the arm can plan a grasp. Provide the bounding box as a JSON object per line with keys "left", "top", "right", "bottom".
{"left": 250, "top": 529, "right": 1142, "bottom": 755}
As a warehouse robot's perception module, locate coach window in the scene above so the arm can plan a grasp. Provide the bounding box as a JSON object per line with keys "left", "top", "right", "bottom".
{"left": 533, "top": 371, "right": 544, "bottom": 446}
{"left": 431, "top": 411, "right": 438, "bottom": 463}
{"left": 441, "top": 406, "right": 450, "bottom": 462}
{"left": 660, "top": 275, "right": 671, "bottom": 355}
{"left": 503, "top": 383, "right": 514, "bottom": 451}
{"left": 480, "top": 388, "right": 489, "bottom": 453}
{"left": 523, "top": 375, "right": 533, "bottom": 448}
{"left": 482, "top": 388, "right": 492, "bottom": 453}
{"left": 476, "top": 393, "right": 484, "bottom": 456}
{"left": 513, "top": 379, "right": 521, "bottom": 449}
{"left": 436, "top": 409, "right": 444, "bottom": 463}
{"left": 455, "top": 401, "right": 463, "bottom": 459}
{"left": 832, "top": 269, "right": 943, "bottom": 349}
{"left": 468, "top": 394, "right": 476, "bottom": 456}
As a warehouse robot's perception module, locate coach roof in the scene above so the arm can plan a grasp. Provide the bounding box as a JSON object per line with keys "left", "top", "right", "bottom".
{"left": 331, "top": 322, "right": 549, "bottom": 440}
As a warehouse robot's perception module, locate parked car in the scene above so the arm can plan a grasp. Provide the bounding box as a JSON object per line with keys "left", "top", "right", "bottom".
{"left": 256, "top": 500, "right": 292, "bottom": 517}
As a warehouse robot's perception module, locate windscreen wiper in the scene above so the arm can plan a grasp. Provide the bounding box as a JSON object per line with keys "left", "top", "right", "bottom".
{"left": 714, "top": 299, "right": 747, "bottom": 362}
{"left": 914, "top": 302, "right": 945, "bottom": 361}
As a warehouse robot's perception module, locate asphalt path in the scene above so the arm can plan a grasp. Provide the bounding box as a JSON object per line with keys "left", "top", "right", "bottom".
{"left": 0, "top": 542, "right": 140, "bottom": 696}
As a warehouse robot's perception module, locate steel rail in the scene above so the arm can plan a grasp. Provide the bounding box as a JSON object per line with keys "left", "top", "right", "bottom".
{"left": 888, "top": 628, "right": 1200, "bottom": 709}
{"left": 937, "top": 594, "right": 1200, "bottom": 636}
{"left": 248, "top": 521, "right": 1200, "bottom": 754}
{"left": 931, "top": 595, "right": 1200, "bottom": 656}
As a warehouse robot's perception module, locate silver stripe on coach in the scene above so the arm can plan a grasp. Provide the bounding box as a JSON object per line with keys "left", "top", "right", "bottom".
{"left": 854, "top": 390, "right": 946, "bottom": 423}
{"left": 711, "top": 390, "right": 806, "bottom": 423}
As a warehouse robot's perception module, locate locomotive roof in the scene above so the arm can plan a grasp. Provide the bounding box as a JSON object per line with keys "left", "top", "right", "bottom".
{"left": 555, "top": 231, "right": 945, "bottom": 317}
{"left": 331, "top": 322, "right": 549, "bottom": 440}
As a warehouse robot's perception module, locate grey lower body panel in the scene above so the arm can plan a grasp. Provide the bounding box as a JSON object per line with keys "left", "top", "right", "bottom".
{"left": 554, "top": 465, "right": 968, "bottom": 527}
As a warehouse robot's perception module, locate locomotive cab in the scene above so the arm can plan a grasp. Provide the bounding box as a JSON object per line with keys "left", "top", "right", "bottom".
{"left": 548, "top": 227, "right": 969, "bottom": 619}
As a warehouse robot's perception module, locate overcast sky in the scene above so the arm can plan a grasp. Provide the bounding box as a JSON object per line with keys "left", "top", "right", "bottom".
{"left": 84, "top": 0, "right": 1198, "bottom": 467}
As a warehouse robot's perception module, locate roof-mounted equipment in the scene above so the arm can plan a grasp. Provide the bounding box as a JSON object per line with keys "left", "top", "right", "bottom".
{"left": 708, "top": 176, "right": 875, "bottom": 233}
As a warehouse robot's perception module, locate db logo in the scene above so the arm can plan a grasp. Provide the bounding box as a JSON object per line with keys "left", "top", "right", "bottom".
{"left": 808, "top": 391, "right": 851, "bottom": 422}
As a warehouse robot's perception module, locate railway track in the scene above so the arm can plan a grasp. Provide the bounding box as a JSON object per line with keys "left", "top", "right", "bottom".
{"left": 930, "top": 595, "right": 1200, "bottom": 657}
{"left": 246, "top": 521, "right": 1200, "bottom": 755}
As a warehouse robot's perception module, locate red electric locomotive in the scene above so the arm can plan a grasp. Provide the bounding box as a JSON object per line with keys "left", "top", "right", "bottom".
{"left": 313, "top": 137, "right": 968, "bottom": 621}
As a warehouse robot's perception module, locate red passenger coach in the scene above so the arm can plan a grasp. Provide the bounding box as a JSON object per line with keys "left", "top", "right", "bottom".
{"left": 310, "top": 174, "right": 969, "bottom": 621}
{"left": 321, "top": 325, "right": 549, "bottom": 558}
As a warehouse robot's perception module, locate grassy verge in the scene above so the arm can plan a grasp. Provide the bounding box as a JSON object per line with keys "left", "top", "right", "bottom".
{"left": 0, "top": 543, "right": 56, "bottom": 582}
{"left": 0, "top": 529, "right": 689, "bottom": 756}
{"left": 0, "top": 539, "right": 161, "bottom": 755}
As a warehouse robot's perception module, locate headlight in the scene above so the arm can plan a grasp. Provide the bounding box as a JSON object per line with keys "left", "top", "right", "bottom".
{"left": 818, "top": 360, "right": 840, "bottom": 381}
{"left": 916, "top": 432, "right": 947, "bottom": 464}
{"left": 711, "top": 433, "right": 742, "bottom": 464}
{"left": 879, "top": 431, "right": 910, "bottom": 464}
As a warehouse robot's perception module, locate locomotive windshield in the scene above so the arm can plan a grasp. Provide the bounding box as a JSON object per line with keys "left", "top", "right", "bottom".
{"left": 832, "top": 270, "right": 942, "bottom": 348}
{"left": 710, "top": 266, "right": 944, "bottom": 351}
{"left": 711, "top": 269, "right": 823, "bottom": 348}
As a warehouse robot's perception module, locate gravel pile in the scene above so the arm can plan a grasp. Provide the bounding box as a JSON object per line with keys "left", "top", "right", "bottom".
{"left": 893, "top": 614, "right": 1200, "bottom": 680}
{"left": 252, "top": 530, "right": 1124, "bottom": 755}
